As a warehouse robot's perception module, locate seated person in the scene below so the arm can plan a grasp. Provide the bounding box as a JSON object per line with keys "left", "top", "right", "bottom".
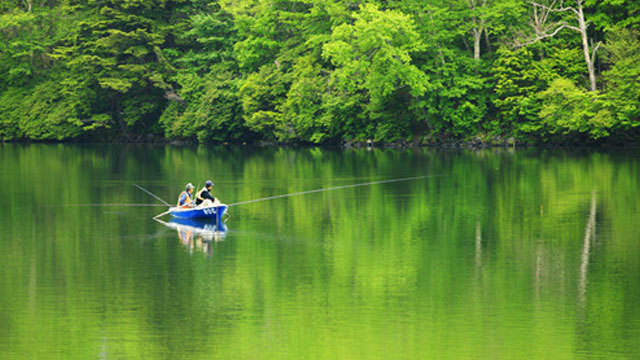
{"left": 177, "top": 183, "right": 195, "bottom": 208}
{"left": 195, "top": 180, "right": 217, "bottom": 206}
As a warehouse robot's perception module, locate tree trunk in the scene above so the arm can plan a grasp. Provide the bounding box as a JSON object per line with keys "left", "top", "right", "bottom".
{"left": 518, "top": 0, "right": 601, "bottom": 92}
{"left": 467, "top": 0, "right": 486, "bottom": 60}
{"left": 22, "top": 0, "right": 32, "bottom": 11}
{"left": 576, "top": 1, "right": 597, "bottom": 92}
{"left": 473, "top": 28, "right": 482, "bottom": 60}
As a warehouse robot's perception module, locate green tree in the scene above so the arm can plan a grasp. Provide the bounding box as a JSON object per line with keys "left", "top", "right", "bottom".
{"left": 538, "top": 77, "right": 614, "bottom": 140}
{"left": 52, "top": 0, "right": 184, "bottom": 139}
{"left": 323, "top": 3, "right": 429, "bottom": 142}
{"left": 404, "top": 1, "right": 492, "bottom": 141}
{"left": 1, "top": 0, "right": 639, "bottom": 144}
{"left": 0, "top": 3, "right": 109, "bottom": 140}
{"left": 160, "top": 1, "right": 247, "bottom": 142}
{"left": 602, "top": 28, "right": 640, "bottom": 136}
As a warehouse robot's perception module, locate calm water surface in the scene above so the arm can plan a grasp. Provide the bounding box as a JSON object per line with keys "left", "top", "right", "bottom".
{"left": 1, "top": 144, "right": 639, "bottom": 359}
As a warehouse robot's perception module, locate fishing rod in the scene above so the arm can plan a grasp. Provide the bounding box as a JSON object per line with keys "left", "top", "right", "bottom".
{"left": 132, "top": 183, "right": 175, "bottom": 219}
{"left": 134, "top": 183, "right": 170, "bottom": 206}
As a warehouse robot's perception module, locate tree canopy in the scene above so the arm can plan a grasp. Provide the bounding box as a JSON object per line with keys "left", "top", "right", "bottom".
{"left": 1, "top": 0, "right": 639, "bottom": 144}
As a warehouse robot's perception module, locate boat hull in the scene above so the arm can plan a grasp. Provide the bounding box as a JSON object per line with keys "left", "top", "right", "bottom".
{"left": 169, "top": 204, "right": 228, "bottom": 224}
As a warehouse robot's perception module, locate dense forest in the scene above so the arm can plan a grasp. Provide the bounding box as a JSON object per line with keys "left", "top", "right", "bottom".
{"left": 0, "top": 0, "right": 639, "bottom": 145}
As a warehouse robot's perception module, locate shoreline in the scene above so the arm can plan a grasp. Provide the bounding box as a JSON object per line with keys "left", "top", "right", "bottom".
{"left": 2, "top": 138, "right": 639, "bottom": 149}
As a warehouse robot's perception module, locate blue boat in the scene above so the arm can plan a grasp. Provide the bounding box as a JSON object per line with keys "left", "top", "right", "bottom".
{"left": 169, "top": 204, "right": 228, "bottom": 224}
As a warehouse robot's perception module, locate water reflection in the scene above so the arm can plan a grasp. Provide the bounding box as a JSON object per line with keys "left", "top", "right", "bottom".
{"left": 475, "top": 221, "right": 482, "bottom": 270}
{"left": 2, "top": 145, "right": 640, "bottom": 359}
{"left": 578, "top": 191, "right": 597, "bottom": 309}
{"left": 156, "top": 218, "right": 227, "bottom": 256}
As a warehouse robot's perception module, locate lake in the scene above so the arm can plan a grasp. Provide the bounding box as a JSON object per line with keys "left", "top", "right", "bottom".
{"left": 1, "top": 144, "right": 639, "bottom": 359}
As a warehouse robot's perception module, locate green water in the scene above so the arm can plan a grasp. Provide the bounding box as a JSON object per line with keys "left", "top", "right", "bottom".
{"left": 1, "top": 144, "right": 639, "bottom": 359}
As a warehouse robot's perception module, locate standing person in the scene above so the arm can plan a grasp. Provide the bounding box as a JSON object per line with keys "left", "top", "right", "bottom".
{"left": 195, "top": 180, "right": 217, "bottom": 206}
{"left": 177, "top": 183, "right": 195, "bottom": 208}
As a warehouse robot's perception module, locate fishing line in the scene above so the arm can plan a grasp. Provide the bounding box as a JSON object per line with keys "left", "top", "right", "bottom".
{"left": 56, "top": 175, "right": 444, "bottom": 209}
{"left": 134, "top": 183, "right": 170, "bottom": 206}
{"left": 229, "top": 174, "right": 445, "bottom": 207}
{"left": 58, "top": 203, "right": 166, "bottom": 207}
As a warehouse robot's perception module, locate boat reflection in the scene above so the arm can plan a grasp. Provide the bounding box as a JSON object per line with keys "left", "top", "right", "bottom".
{"left": 156, "top": 218, "right": 227, "bottom": 256}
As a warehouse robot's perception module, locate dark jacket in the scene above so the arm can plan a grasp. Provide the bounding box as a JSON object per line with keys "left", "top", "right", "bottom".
{"left": 195, "top": 187, "right": 216, "bottom": 205}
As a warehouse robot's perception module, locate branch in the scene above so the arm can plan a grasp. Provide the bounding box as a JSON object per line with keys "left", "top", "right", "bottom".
{"left": 534, "top": 1, "right": 554, "bottom": 26}
{"left": 591, "top": 40, "right": 602, "bottom": 62}
{"left": 512, "top": 22, "right": 569, "bottom": 48}
{"left": 531, "top": 0, "right": 556, "bottom": 13}
{"left": 531, "top": 0, "right": 579, "bottom": 17}
{"left": 517, "top": 0, "right": 582, "bottom": 48}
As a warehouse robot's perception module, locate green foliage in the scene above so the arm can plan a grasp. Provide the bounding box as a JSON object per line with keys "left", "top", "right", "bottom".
{"left": 323, "top": 3, "right": 429, "bottom": 141}
{"left": 0, "top": 76, "right": 111, "bottom": 141}
{"left": 280, "top": 55, "right": 333, "bottom": 143}
{"left": 0, "top": 0, "right": 196, "bottom": 141}
{"left": 421, "top": 52, "right": 490, "bottom": 139}
{"left": 491, "top": 46, "right": 554, "bottom": 137}
{"left": 585, "top": 0, "right": 640, "bottom": 30}
{"left": 51, "top": 1, "right": 179, "bottom": 137}
{"left": 239, "top": 64, "right": 288, "bottom": 140}
{"left": 0, "top": 87, "right": 25, "bottom": 140}
{"left": 161, "top": 69, "right": 244, "bottom": 142}
{"left": 538, "top": 78, "right": 615, "bottom": 140}
{"left": 160, "top": 2, "right": 248, "bottom": 142}
{"left": 0, "top": 0, "right": 638, "bottom": 143}
{"left": 323, "top": 4, "right": 428, "bottom": 101}
{"left": 602, "top": 28, "right": 640, "bottom": 132}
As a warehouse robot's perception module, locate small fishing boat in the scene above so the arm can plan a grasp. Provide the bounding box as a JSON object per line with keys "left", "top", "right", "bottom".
{"left": 169, "top": 203, "right": 228, "bottom": 224}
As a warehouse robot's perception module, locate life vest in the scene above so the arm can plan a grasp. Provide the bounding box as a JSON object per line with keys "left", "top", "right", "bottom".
{"left": 177, "top": 191, "right": 192, "bottom": 207}
{"left": 196, "top": 187, "right": 207, "bottom": 202}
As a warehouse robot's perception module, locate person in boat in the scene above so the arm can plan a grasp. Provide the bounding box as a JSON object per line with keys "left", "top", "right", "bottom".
{"left": 195, "top": 180, "right": 217, "bottom": 206}
{"left": 177, "top": 183, "right": 195, "bottom": 208}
